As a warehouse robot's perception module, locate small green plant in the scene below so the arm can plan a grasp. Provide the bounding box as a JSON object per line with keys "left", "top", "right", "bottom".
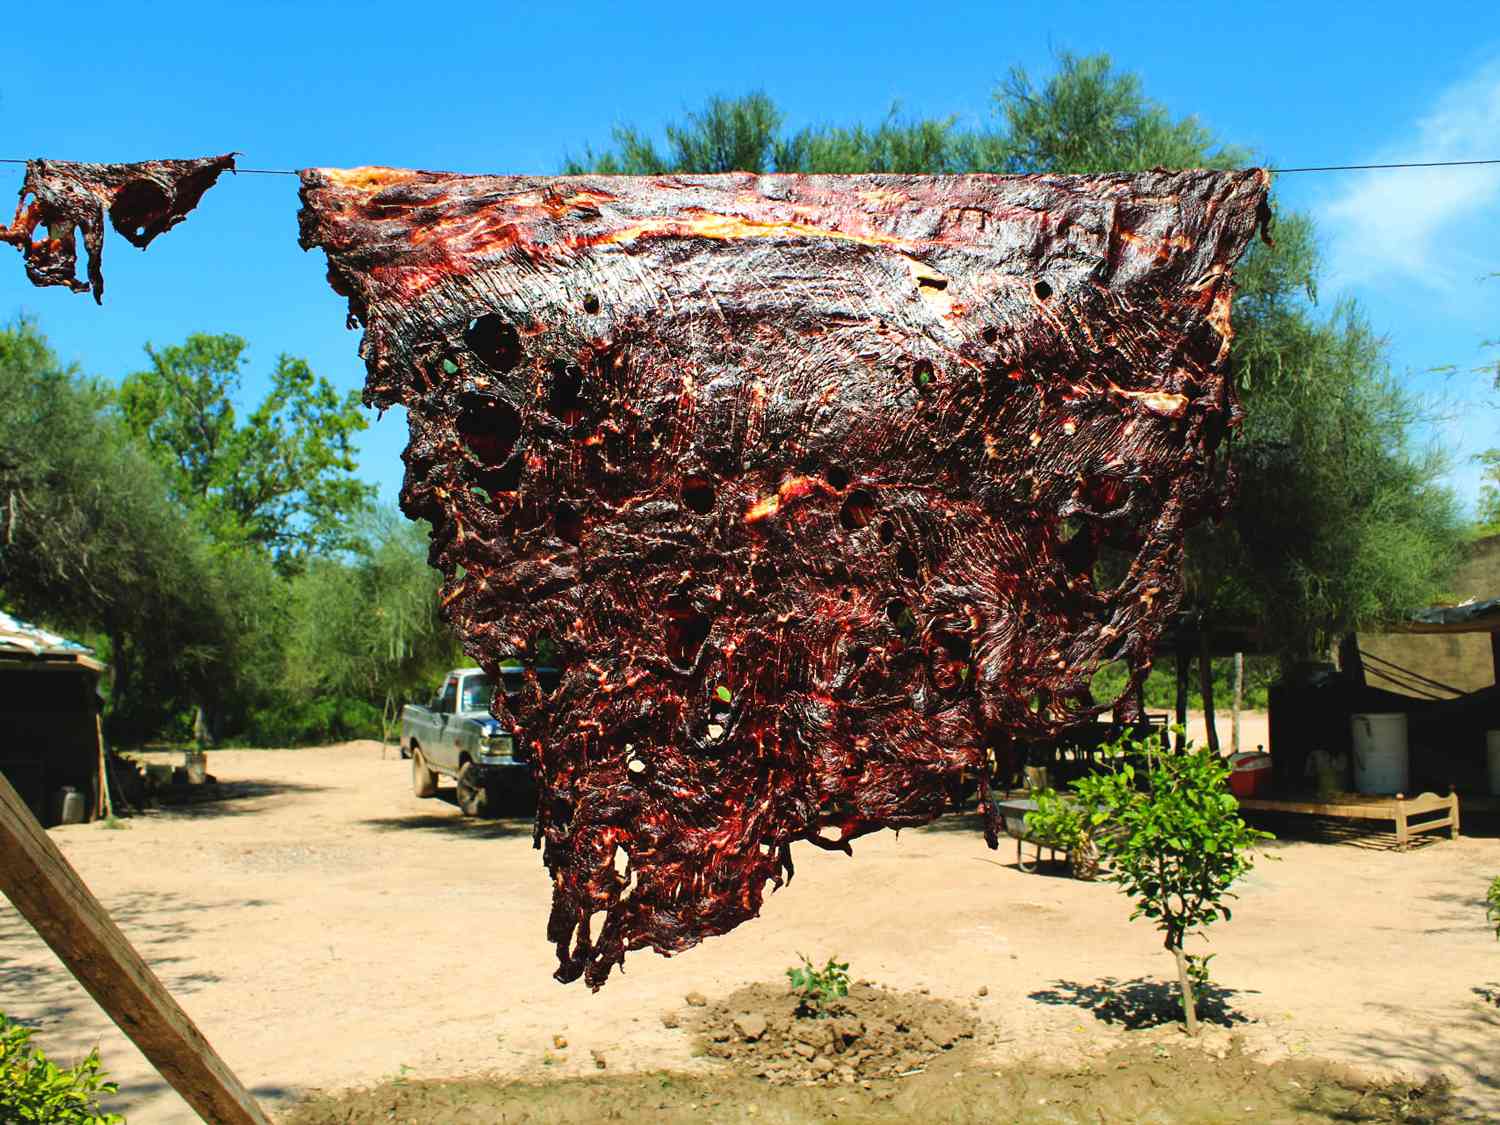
{"left": 1066, "top": 728, "right": 1273, "bottom": 1036}
{"left": 786, "top": 954, "right": 850, "bottom": 1018}
{"left": 0, "top": 1011, "right": 122, "bottom": 1124}
{"left": 1025, "top": 787, "right": 1085, "bottom": 850}
{"left": 1185, "top": 953, "right": 1215, "bottom": 993}
{"left": 1486, "top": 876, "right": 1500, "bottom": 940}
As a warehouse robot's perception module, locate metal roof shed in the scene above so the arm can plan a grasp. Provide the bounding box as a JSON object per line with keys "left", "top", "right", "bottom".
{"left": 0, "top": 612, "right": 107, "bottom": 826}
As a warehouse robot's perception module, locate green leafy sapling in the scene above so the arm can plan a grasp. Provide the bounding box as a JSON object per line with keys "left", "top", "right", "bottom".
{"left": 0, "top": 1011, "right": 122, "bottom": 1124}
{"left": 1068, "top": 728, "right": 1273, "bottom": 1036}
{"left": 1486, "top": 876, "right": 1500, "bottom": 941}
{"left": 786, "top": 954, "right": 850, "bottom": 1019}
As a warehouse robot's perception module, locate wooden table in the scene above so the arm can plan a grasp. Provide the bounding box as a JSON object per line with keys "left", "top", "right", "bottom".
{"left": 1236, "top": 790, "right": 1460, "bottom": 849}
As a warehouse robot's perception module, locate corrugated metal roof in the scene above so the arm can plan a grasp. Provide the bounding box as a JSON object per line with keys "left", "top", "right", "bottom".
{"left": 0, "top": 610, "right": 97, "bottom": 658}
{"left": 1394, "top": 597, "right": 1500, "bottom": 634}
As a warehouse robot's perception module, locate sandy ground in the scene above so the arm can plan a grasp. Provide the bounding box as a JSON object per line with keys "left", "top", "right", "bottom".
{"left": 3, "top": 712, "right": 1497, "bottom": 1123}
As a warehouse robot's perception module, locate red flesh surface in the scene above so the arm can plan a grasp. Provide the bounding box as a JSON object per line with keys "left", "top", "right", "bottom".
{"left": 1, "top": 154, "right": 235, "bottom": 302}
{"left": 298, "top": 167, "right": 1271, "bottom": 988}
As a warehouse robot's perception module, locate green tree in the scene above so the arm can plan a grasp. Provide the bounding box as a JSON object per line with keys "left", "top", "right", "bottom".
{"left": 1035, "top": 731, "right": 1272, "bottom": 1035}
{"left": 118, "top": 333, "right": 373, "bottom": 566}
{"left": 280, "top": 507, "right": 460, "bottom": 740}
{"left": 0, "top": 320, "right": 234, "bottom": 734}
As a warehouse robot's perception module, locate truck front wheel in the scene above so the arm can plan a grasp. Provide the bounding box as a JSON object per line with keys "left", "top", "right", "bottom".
{"left": 456, "top": 762, "right": 488, "bottom": 818}
{"left": 412, "top": 749, "right": 438, "bottom": 798}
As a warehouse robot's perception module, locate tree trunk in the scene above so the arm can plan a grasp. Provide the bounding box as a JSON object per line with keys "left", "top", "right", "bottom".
{"left": 1198, "top": 627, "right": 1220, "bottom": 756}
{"left": 1170, "top": 940, "right": 1200, "bottom": 1036}
{"left": 1174, "top": 646, "right": 1189, "bottom": 752}
{"left": 1231, "top": 651, "right": 1243, "bottom": 756}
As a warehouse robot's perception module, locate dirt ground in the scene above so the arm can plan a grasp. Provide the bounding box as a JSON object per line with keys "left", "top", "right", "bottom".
{"left": 3, "top": 713, "right": 1498, "bottom": 1123}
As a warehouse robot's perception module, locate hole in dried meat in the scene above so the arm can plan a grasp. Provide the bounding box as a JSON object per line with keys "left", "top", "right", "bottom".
{"left": 456, "top": 400, "right": 522, "bottom": 466}
{"left": 532, "top": 633, "right": 562, "bottom": 680}
{"left": 681, "top": 476, "right": 716, "bottom": 515}
{"left": 476, "top": 458, "right": 522, "bottom": 495}
{"left": 916, "top": 274, "right": 948, "bottom": 292}
{"left": 937, "top": 631, "right": 972, "bottom": 662}
{"left": 612, "top": 846, "right": 630, "bottom": 877}
{"left": 839, "top": 489, "right": 877, "bottom": 531}
{"left": 981, "top": 325, "right": 999, "bottom": 345}
{"left": 464, "top": 314, "right": 523, "bottom": 372}
{"left": 547, "top": 359, "right": 584, "bottom": 422}
{"left": 582, "top": 293, "right": 601, "bottom": 314}
{"left": 1094, "top": 543, "right": 1134, "bottom": 593}
{"left": 912, "top": 358, "right": 935, "bottom": 391}
{"left": 895, "top": 543, "right": 919, "bottom": 581}
{"left": 887, "top": 599, "right": 916, "bottom": 638}
{"left": 110, "top": 179, "right": 170, "bottom": 242}
{"left": 848, "top": 644, "right": 869, "bottom": 671}
{"left": 664, "top": 596, "right": 711, "bottom": 668}
{"left": 839, "top": 588, "right": 852, "bottom": 601}
{"left": 878, "top": 519, "right": 896, "bottom": 545}
{"left": 1034, "top": 279, "right": 1053, "bottom": 301}
{"left": 555, "top": 501, "right": 584, "bottom": 545}
{"left": 751, "top": 559, "right": 778, "bottom": 592}
{"left": 826, "top": 465, "right": 850, "bottom": 491}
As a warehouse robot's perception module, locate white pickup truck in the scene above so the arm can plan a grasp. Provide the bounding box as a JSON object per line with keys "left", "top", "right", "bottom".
{"left": 400, "top": 667, "right": 540, "bottom": 817}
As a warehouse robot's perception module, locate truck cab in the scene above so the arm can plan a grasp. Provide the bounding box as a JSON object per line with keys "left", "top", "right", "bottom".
{"left": 400, "top": 667, "right": 540, "bottom": 817}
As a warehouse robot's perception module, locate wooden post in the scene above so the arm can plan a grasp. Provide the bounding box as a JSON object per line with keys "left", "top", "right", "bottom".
{"left": 1231, "top": 651, "right": 1243, "bottom": 757}
{"left": 1394, "top": 792, "right": 1408, "bottom": 850}
{"left": 1174, "top": 646, "right": 1189, "bottom": 752}
{"left": 1199, "top": 627, "right": 1220, "bottom": 756}
{"left": 95, "top": 712, "right": 114, "bottom": 821}
{"left": 0, "top": 770, "right": 270, "bottom": 1125}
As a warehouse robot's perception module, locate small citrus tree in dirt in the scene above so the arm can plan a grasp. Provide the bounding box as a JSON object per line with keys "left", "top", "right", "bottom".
{"left": 1038, "top": 729, "right": 1272, "bottom": 1036}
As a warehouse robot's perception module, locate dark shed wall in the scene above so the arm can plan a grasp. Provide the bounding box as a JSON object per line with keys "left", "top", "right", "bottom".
{"left": 0, "top": 663, "right": 99, "bottom": 824}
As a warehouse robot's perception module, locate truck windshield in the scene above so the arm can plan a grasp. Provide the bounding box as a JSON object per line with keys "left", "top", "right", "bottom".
{"left": 460, "top": 676, "right": 493, "bottom": 711}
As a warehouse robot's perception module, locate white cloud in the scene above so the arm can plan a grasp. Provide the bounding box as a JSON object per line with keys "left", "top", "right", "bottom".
{"left": 1318, "top": 57, "right": 1500, "bottom": 295}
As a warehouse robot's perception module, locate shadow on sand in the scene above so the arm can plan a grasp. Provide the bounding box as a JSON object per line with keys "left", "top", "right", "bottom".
{"left": 1028, "top": 976, "right": 1256, "bottom": 1029}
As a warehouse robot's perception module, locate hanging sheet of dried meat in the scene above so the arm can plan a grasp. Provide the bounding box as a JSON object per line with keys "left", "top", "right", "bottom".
{"left": 299, "top": 167, "right": 1270, "bottom": 987}
{"left": 1, "top": 154, "right": 235, "bottom": 302}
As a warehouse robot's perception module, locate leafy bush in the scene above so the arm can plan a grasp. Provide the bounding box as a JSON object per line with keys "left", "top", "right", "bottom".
{"left": 1487, "top": 876, "right": 1500, "bottom": 941}
{"left": 1025, "top": 788, "right": 1086, "bottom": 850}
{"left": 241, "top": 695, "right": 383, "bottom": 747}
{"left": 786, "top": 954, "right": 850, "bottom": 1018}
{"left": 0, "top": 1011, "right": 122, "bottom": 1124}
{"left": 1066, "top": 728, "right": 1273, "bottom": 1035}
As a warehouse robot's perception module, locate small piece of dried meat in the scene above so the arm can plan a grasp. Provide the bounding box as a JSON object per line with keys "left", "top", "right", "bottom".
{"left": 1, "top": 154, "right": 235, "bottom": 301}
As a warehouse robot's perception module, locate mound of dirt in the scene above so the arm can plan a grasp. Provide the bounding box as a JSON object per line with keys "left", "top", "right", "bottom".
{"left": 689, "top": 981, "right": 977, "bottom": 1085}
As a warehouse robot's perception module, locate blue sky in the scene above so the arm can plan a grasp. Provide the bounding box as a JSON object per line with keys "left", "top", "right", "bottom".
{"left": 3, "top": 1, "right": 1496, "bottom": 510}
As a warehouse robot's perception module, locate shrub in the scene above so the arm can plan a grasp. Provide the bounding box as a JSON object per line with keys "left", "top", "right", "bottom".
{"left": 0, "top": 1011, "right": 122, "bottom": 1124}
{"left": 1066, "top": 728, "right": 1272, "bottom": 1035}
{"left": 1486, "top": 876, "right": 1499, "bottom": 941}
{"left": 786, "top": 954, "right": 850, "bottom": 1018}
{"left": 240, "top": 694, "right": 383, "bottom": 747}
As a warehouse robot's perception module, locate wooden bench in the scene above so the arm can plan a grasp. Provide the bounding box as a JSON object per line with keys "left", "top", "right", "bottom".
{"left": 1236, "top": 790, "right": 1460, "bottom": 849}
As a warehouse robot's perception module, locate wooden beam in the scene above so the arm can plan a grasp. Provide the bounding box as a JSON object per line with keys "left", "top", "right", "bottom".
{"left": 1174, "top": 646, "right": 1189, "bottom": 752}
{"left": 0, "top": 769, "right": 269, "bottom": 1125}
{"left": 1199, "top": 626, "right": 1220, "bottom": 756}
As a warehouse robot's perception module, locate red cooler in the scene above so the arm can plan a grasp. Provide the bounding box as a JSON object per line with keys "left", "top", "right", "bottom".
{"left": 1228, "top": 751, "right": 1273, "bottom": 798}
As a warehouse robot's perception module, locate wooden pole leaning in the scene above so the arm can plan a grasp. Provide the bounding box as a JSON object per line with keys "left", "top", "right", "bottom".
{"left": 0, "top": 769, "right": 269, "bottom": 1125}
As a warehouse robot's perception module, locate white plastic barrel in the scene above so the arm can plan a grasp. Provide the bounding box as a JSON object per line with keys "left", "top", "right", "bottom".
{"left": 1487, "top": 730, "right": 1500, "bottom": 796}
{"left": 1350, "top": 713, "right": 1409, "bottom": 794}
